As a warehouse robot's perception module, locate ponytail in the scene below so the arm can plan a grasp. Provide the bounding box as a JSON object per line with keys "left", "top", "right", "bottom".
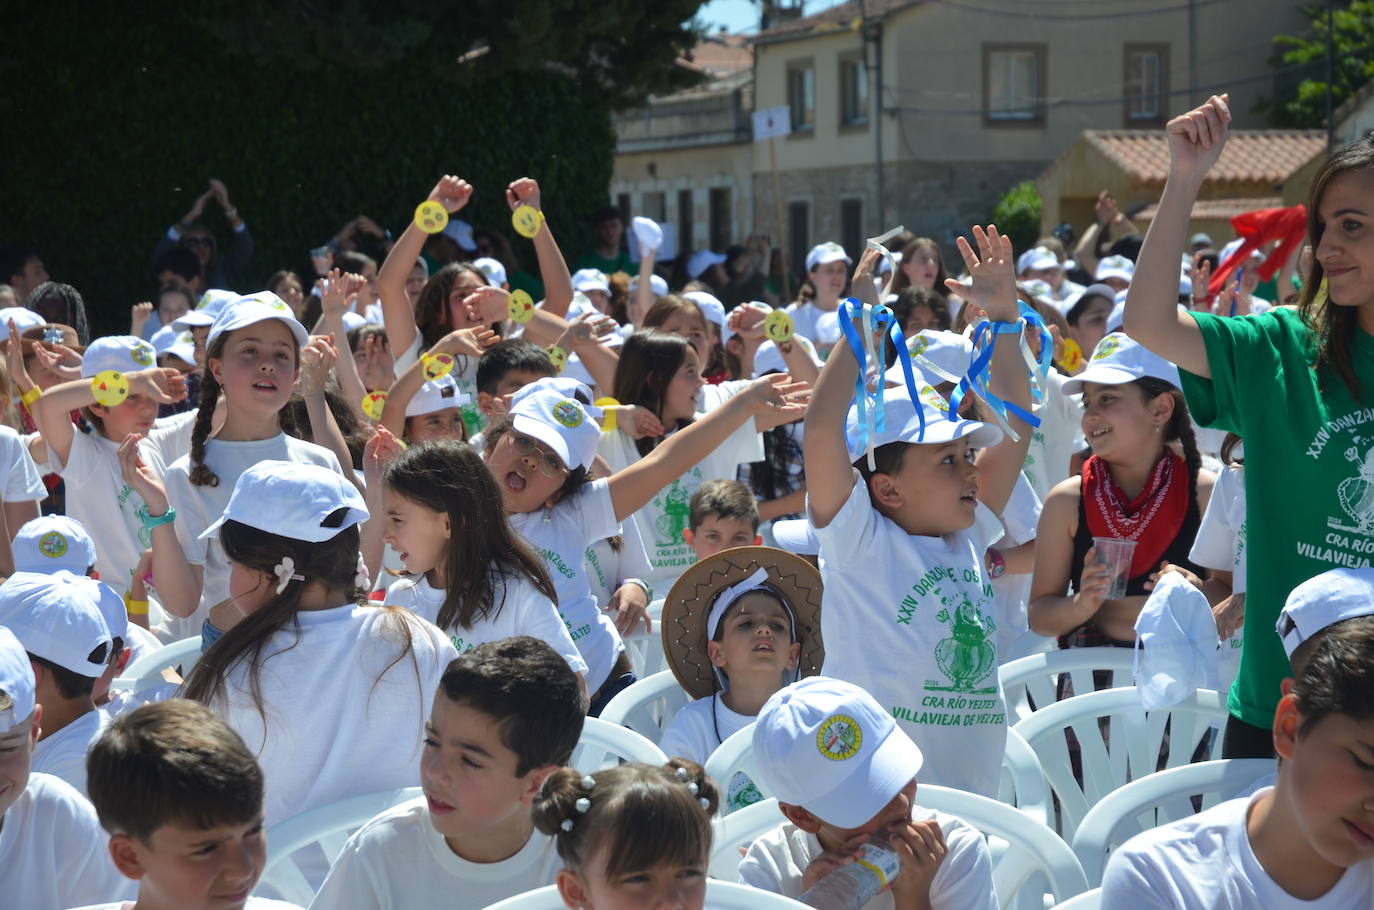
{"left": 188, "top": 359, "right": 222, "bottom": 487}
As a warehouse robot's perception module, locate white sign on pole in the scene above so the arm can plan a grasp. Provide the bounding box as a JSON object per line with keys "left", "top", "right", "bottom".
{"left": 752, "top": 105, "right": 792, "bottom": 141}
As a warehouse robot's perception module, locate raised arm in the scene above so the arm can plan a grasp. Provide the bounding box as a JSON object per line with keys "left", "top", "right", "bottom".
{"left": 378, "top": 326, "right": 498, "bottom": 437}
{"left": 318, "top": 270, "right": 370, "bottom": 411}
{"left": 34, "top": 368, "right": 184, "bottom": 469}
{"left": 506, "top": 179, "right": 573, "bottom": 316}
{"left": 298, "top": 336, "right": 364, "bottom": 493}
{"left": 1123, "top": 95, "right": 1231, "bottom": 378}
{"left": 117, "top": 436, "right": 203, "bottom": 619}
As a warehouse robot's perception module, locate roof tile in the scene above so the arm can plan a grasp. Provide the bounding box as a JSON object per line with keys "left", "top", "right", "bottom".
{"left": 1086, "top": 130, "right": 1326, "bottom": 185}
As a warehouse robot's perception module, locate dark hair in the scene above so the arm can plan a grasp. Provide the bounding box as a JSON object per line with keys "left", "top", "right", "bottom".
{"left": 892, "top": 238, "right": 949, "bottom": 297}
{"left": 413, "top": 261, "right": 491, "bottom": 348}
{"left": 346, "top": 323, "right": 388, "bottom": 355}
{"left": 383, "top": 440, "right": 558, "bottom": 630}
{"left": 1293, "top": 615, "right": 1374, "bottom": 734}
{"left": 476, "top": 339, "right": 556, "bottom": 395}
{"left": 689, "top": 478, "right": 759, "bottom": 532}
{"left": 153, "top": 246, "right": 203, "bottom": 285}
{"left": 86, "top": 699, "right": 263, "bottom": 843}
{"left": 645, "top": 295, "right": 726, "bottom": 379}
{"left": 29, "top": 653, "right": 98, "bottom": 699}
{"left": 592, "top": 205, "right": 623, "bottom": 226}
{"left": 613, "top": 330, "right": 693, "bottom": 457}
{"left": 25, "top": 282, "right": 90, "bottom": 345}
{"left": 1066, "top": 288, "right": 1114, "bottom": 326}
{"left": 855, "top": 439, "right": 910, "bottom": 487}
{"left": 438, "top": 637, "right": 586, "bottom": 775}
{"left": 483, "top": 416, "right": 590, "bottom": 504}
{"left": 472, "top": 228, "right": 520, "bottom": 276}
{"left": 0, "top": 244, "right": 38, "bottom": 285}
{"left": 891, "top": 287, "right": 952, "bottom": 333}
{"left": 1220, "top": 432, "right": 1245, "bottom": 465}
{"left": 280, "top": 384, "right": 371, "bottom": 470}
{"left": 335, "top": 250, "right": 376, "bottom": 275}
{"left": 1134, "top": 377, "right": 1202, "bottom": 506}
{"left": 267, "top": 270, "right": 304, "bottom": 297}
{"left": 157, "top": 282, "right": 197, "bottom": 319}
{"left": 605, "top": 271, "right": 632, "bottom": 326}
{"left": 533, "top": 760, "right": 718, "bottom": 878}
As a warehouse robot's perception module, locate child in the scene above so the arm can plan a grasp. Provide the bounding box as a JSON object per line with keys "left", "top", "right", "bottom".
{"left": 0, "top": 624, "right": 133, "bottom": 909}
{"left": 78, "top": 699, "right": 301, "bottom": 910}
{"left": 377, "top": 324, "right": 498, "bottom": 445}
{"left": 378, "top": 440, "right": 588, "bottom": 678}
{"left": 1188, "top": 432, "right": 1245, "bottom": 694}
{"left": 310, "top": 636, "right": 586, "bottom": 909}
{"left": 658, "top": 548, "right": 822, "bottom": 811}
{"left": 683, "top": 479, "right": 762, "bottom": 561}
{"left": 0, "top": 410, "right": 45, "bottom": 573}
{"left": 786, "top": 242, "right": 853, "bottom": 353}
{"left": 1102, "top": 603, "right": 1374, "bottom": 905}
{"left": 474, "top": 339, "right": 558, "bottom": 424}
{"left": 741, "top": 677, "right": 996, "bottom": 910}
{"left": 802, "top": 232, "right": 1031, "bottom": 798}
{"left": 533, "top": 759, "right": 720, "bottom": 910}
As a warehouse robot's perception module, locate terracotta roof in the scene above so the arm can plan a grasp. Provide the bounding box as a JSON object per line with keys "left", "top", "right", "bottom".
{"left": 1135, "top": 196, "right": 1284, "bottom": 223}
{"left": 684, "top": 35, "right": 752, "bottom": 79}
{"left": 1086, "top": 130, "right": 1326, "bottom": 186}
{"left": 752, "top": 0, "right": 922, "bottom": 44}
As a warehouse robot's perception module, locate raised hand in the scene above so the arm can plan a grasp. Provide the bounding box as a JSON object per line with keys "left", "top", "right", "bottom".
{"left": 32, "top": 344, "right": 84, "bottom": 383}
{"left": 944, "top": 225, "right": 1017, "bottom": 322}
{"left": 129, "top": 367, "right": 187, "bottom": 405}
{"left": 299, "top": 335, "right": 339, "bottom": 397}
{"left": 117, "top": 434, "right": 171, "bottom": 515}
{"left": 363, "top": 424, "right": 407, "bottom": 486}
{"left": 505, "top": 177, "right": 542, "bottom": 213}
{"left": 461, "top": 286, "right": 510, "bottom": 325}
{"left": 435, "top": 326, "right": 499, "bottom": 359}
{"left": 130, "top": 301, "right": 153, "bottom": 337}
{"left": 207, "top": 178, "right": 232, "bottom": 209}
{"left": 741, "top": 373, "right": 810, "bottom": 421}
{"left": 429, "top": 175, "right": 474, "bottom": 214}
{"left": 1166, "top": 94, "right": 1231, "bottom": 182}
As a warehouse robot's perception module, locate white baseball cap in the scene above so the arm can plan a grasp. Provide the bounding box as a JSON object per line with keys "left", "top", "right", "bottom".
{"left": 806, "top": 242, "right": 852, "bottom": 272}
{"left": 845, "top": 387, "right": 1001, "bottom": 462}
{"left": 1062, "top": 332, "right": 1181, "bottom": 394}
{"left": 474, "top": 257, "right": 509, "bottom": 288}
{"left": 510, "top": 375, "right": 595, "bottom": 408}
{"left": 1276, "top": 568, "right": 1374, "bottom": 659}
{"left": 1132, "top": 572, "right": 1219, "bottom": 710}
{"left": 684, "top": 291, "right": 725, "bottom": 329}
{"left": 1096, "top": 255, "right": 1136, "bottom": 284}
{"left": 151, "top": 326, "right": 197, "bottom": 366}
{"left": 572, "top": 269, "right": 611, "bottom": 295}
{"left": 81, "top": 335, "right": 157, "bottom": 378}
{"left": 0, "top": 627, "right": 35, "bottom": 731}
{"left": 340, "top": 311, "right": 368, "bottom": 334}
{"left": 207, "top": 293, "right": 310, "bottom": 350}
{"left": 753, "top": 677, "right": 924, "bottom": 827}
{"left": 1220, "top": 238, "right": 1265, "bottom": 265}
{"left": 1189, "top": 232, "right": 1214, "bottom": 248}
{"left": 630, "top": 274, "right": 668, "bottom": 297}
{"left": 200, "top": 460, "right": 368, "bottom": 543}
{"left": 76, "top": 576, "right": 128, "bottom": 646}
{"left": 1017, "top": 246, "right": 1060, "bottom": 274}
{"left": 0, "top": 307, "right": 45, "bottom": 332}
{"left": 195, "top": 289, "right": 237, "bottom": 318}
{"left": 0, "top": 571, "right": 110, "bottom": 677}
{"left": 687, "top": 249, "right": 727, "bottom": 280}
{"left": 405, "top": 374, "right": 470, "bottom": 418}
{"left": 171, "top": 309, "right": 216, "bottom": 330}
{"left": 12, "top": 516, "right": 96, "bottom": 575}
{"left": 442, "top": 218, "right": 477, "bottom": 252}
{"left": 508, "top": 388, "right": 602, "bottom": 471}
{"left": 884, "top": 330, "right": 972, "bottom": 389}
{"left": 632, "top": 216, "right": 663, "bottom": 253}
{"left": 753, "top": 335, "right": 821, "bottom": 378}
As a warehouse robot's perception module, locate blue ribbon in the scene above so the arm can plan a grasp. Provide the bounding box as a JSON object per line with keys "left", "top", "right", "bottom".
{"left": 949, "top": 302, "right": 1050, "bottom": 441}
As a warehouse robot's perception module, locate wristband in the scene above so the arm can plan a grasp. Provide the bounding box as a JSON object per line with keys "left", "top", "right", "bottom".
{"left": 19, "top": 386, "right": 41, "bottom": 407}
{"left": 990, "top": 318, "right": 1025, "bottom": 335}
{"left": 593, "top": 397, "right": 620, "bottom": 432}
{"left": 986, "top": 547, "right": 1007, "bottom": 580}
{"left": 123, "top": 593, "right": 150, "bottom": 617}
{"left": 622, "top": 578, "right": 653, "bottom": 602}
{"left": 546, "top": 345, "right": 567, "bottom": 373}
{"left": 137, "top": 504, "right": 177, "bottom": 532}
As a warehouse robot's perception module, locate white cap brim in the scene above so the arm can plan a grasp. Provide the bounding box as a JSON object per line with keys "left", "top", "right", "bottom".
{"left": 511, "top": 413, "right": 576, "bottom": 472}
{"left": 803, "top": 723, "right": 925, "bottom": 828}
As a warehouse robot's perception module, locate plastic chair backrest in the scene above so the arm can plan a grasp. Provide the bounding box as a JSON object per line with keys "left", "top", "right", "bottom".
{"left": 708, "top": 797, "right": 786, "bottom": 880}
{"left": 703, "top": 723, "right": 765, "bottom": 815}
{"left": 598, "top": 669, "right": 691, "bottom": 745}
{"left": 1051, "top": 887, "right": 1102, "bottom": 909}
{"left": 111, "top": 635, "right": 203, "bottom": 693}
{"left": 1011, "top": 687, "right": 1227, "bottom": 839}
{"left": 571, "top": 716, "right": 668, "bottom": 770}
{"left": 485, "top": 881, "right": 810, "bottom": 910}
{"left": 1071, "top": 758, "right": 1275, "bottom": 887}
{"left": 257, "top": 786, "right": 421, "bottom": 905}
{"left": 998, "top": 648, "right": 1137, "bottom": 725}
{"left": 998, "top": 727, "right": 1050, "bottom": 825}
{"left": 918, "top": 784, "right": 1090, "bottom": 910}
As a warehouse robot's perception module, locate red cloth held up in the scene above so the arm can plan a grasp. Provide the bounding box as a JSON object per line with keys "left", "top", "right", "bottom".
{"left": 1206, "top": 205, "right": 1307, "bottom": 299}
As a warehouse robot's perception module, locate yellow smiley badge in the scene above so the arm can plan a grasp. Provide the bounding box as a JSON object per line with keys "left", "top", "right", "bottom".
{"left": 1059, "top": 338, "right": 1085, "bottom": 373}
{"left": 414, "top": 200, "right": 449, "bottom": 234}
{"left": 507, "top": 289, "right": 535, "bottom": 323}
{"left": 763, "top": 309, "right": 794, "bottom": 344}
{"left": 91, "top": 370, "right": 129, "bottom": 407}
{"left": 511, "top": 204, "right": 544, "bottom": 239}
{"left": 546, "top": 344, "right": 568, "bottom": 372}
{"left": 361, "top": 391, "right": 387, "bottom": 420}
{"left": 421, "top": 352, "right": 455, "bottom": 381}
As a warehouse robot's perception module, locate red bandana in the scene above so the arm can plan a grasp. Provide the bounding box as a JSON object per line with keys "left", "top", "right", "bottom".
{"left": 1082, "top": 452, "right": 1189, "bottom": 579}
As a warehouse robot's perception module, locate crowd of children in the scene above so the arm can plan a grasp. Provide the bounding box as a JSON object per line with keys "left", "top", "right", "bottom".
{"left": 0, "top": 91, "right": 1372, "bottom": 909}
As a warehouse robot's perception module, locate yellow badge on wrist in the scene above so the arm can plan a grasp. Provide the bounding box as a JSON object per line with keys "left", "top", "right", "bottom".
{"left": 361, "top": 391, "right": 387, "bottom": 420}
{"left": 421, "top": 352, "right": 455, "bottom": 381}
{"left": 593, "top": 397, "right": 620, "bottom": 432}
{"left": 507, "top": 289, "right": 535, "bottom": 323}
{"left": 1059, "top": 337, "right": 1085, "bottom": 373}
{"left": 546, "top": 345, "right": 567, "bottom": 373}
{"left": 414, "top": 200, "right": 449, "bottom": 234}
{"left": 91, "top": 371, "right": 129, "bottom": 407}
{"left": 511, "top": 205, "right": 544, "bottom": 239}
{"left": 763, "top": 309, "right": 794, "bottom": 344}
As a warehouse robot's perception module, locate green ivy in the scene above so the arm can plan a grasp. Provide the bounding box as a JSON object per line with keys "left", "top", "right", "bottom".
{"left": 991, "top": 181, "right": 1043, "bottom": 256}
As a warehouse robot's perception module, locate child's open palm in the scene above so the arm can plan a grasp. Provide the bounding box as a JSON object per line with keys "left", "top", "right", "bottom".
{"left": 436, "top": 325, "right": 499, "bottom": 359}
{"left": 363, "top": 425, "right": 406, "bottom": 486}
{"left": 944, "top": 225, "right": 1017, "bottom": 322}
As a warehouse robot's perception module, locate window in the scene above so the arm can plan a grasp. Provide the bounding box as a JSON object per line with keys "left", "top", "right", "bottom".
{"left": 840, "top": 199, "right": 864, "bottom": 263}
{"left": 709, "top": 188, "right": 732, "bottom": 251}
{"left": 1125, "top": 44, "right": 1168, "bottom": 124}
{"left": 787, "top": 61, "right": 815, "bottom": 133}
{"left": 984, "top": 44, "right": 1045, "bottom": 124}
{"left": 787, "top": 200, "right": 811, "bottom": 283}
{"left": 840, "top": 53, "right": 869, "bottom": 127}
{"left": 677, "top": 189, "right": 694, "bottom": 255}
{"left": 641, "top": 191, "right": 666, "bottom": 224}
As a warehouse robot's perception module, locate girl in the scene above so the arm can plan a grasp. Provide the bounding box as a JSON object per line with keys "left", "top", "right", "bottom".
{"left": 892, "top": 236, "right": 950, "bottom": 299}
{"left": 784, "top": 242, "right": 852, "bottom": 352}
{"left": 378, "top": 439, "right": 589, "bottom": 683}
{"left": 642, "top": 296, "right": 719, "bottom": 383}
{"left": 891, "top": 286, "right": 952, "bottom": 335}
{"left": 533, "top": 760, "right": 719, "bottom": 910}
{"left": 1064, "top": 283, "right": 1116, "bottom": 366}
{"left": 378, "top": 325, "right": 498, "bottom": 445}
{"left": 1028, "top": 333, "right": 1218, "bottom": 649}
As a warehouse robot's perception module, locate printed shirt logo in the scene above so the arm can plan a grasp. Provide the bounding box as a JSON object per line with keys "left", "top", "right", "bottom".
{"left": 1334, "top": 444, "right": 1374, "bottom": 534}
{"left": 38, "top": 531, "right": 68, "bottom": 558}
{"left": 1092, "top": 336, "right": 1120, "bottom": 361}
{"left": 816, "top": 714, "right": 863, "bottom": 760}
{"left": 652, "top": 479, "right": 692, "bottom": 546}
{"left": 130, "top": 344, "right": 154, "bottom": 366}
{"left": 922, "top": 386, "right": 950, "bottom": 412}
{"left": 552, "top": 399, "right": 582, "bottom": 428}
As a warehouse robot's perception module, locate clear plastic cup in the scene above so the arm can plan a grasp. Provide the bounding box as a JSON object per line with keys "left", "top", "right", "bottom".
{"left": 1092, "top": 537, "right": 1137, "bottom": 600}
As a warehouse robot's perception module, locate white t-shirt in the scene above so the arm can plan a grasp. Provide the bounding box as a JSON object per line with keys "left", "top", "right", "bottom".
{"left": 738, "top": 808, "right": 997, "bottom": 910}
{"left": 1102, "top": 787, "right": 1374, "bottom": 908}
{"left": 73, "top": 900, "right": 301, "bottom": 910}
{"left": 510, "top": 479, "right": 625, "bottom": 693}
{"left": 1022, "top": 369, "right": 1081, "bottom": 499}
{"left": 811, "top": 472, "right": 1008, "bottom": 798}
{"left": 0, "top": 773, "right": 133, "bottom": 909}
{"left": 383, "top": 572, "right": 588, "bottom": 676}
{"left": 989, "top": 474, "right": 1043, "bottom": 661}
{"left": 584, "top": 517, "right": 652, "bottom": 609}
{"left": 211, "top": 604, "right": 457, "bottom": 827}
{"left": 782, "top": 300, "right": 839, "bottom": 349}
{"left": 658, "top": 694, "right": 765, "bottom": 813}
{"left": 308, "top": 796, "right": 561, "bottom": 910}
{"left": 164, "top": 433, "right": 343, "bottom": 640}
{"left": 1190, "top": 462, "right": 1247, "bottom": 693}
{"left": 55, "top": 413, "right": 196, "bottom": 590}
{"left": 0, "top": 424, "right": 45, "bottom": 501}
{"left": 32, "top": 708, "right": 109, "bottom": 796}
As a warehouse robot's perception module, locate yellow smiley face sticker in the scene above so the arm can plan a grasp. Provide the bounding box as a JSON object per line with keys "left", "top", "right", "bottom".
{"left": 511, "top": 205, "right": 543, "bottom": 239}
{"left": 1059, "top": 338, "right": 1084, "bottom": 373}
{"left": 816, "top": 714, "right": 863, "bottom": 761}
{"left": 421, "top": 352, "right": 455, "bottom": 381}
{"left": 414, "top": 200, "right": 449, "bottom": 235}
{"left": 546, "top": 345, "right": 567, "bottom": 372}
{"left": 507, "top": 289, "right": 535, "bottom": 324}
{"left": 91, "top": 370, "right": 130, "bottom": 407}
{"left": 39, "top": 531, "right": 68, "bottom": 559}
{"left": 361, "top": 391, "right": 387, "bottom": 420}
{"left": 763, "top": 309, "right": 794, "bottom": 344}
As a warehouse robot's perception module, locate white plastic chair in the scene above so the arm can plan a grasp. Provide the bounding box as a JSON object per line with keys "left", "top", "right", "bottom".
{"left": 703, "top": 723, "right": 765, "bottom": 815}
{"left": 1052, "top": 887, "right": 1101, "bottom": 909}
{"left": 918, "top": 784, "right": 1090, "bottom": 910}
{"left": 1012, "top": 687, "right": 1227, "bottom": 839}
{"left": 1071, "top": 758, "right": 1275, "bottom": 887}
{"left": 598, "top": 669, "right": 691, "bottom": 745}
{"left": 998, "top": 648, "right": 1137, "bottom": 725}
{"left": 111, "top": 635, "right": 202, "bottom": 693}
{"left": 571, "top": 716, "right": 668, "bottom": 770}
{"left": 485, "top": 880, "right": 810, "bottom": 910}
{"left": 708, "top": 797, "right": 785, "bottom": 880}
{"left": 257, "top": 786, "right": 420, "bottom": 905}
{"left": 998, "top": 728, "right": 1050, "bottom": 825}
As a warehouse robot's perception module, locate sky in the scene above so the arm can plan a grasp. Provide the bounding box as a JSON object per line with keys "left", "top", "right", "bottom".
{"left": 694, "top": 0, "right": 772, "bottom": 35}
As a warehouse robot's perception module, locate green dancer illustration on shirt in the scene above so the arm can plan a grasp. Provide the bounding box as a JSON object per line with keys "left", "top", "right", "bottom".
{"left": 1334, "top": 444, "right": 1374, "bottom": 534}
{"left": 653, "top": 480, "right": 692, "bottom": 546}
{"left": 928, "top": 596, "right": 998, "bottom": 694}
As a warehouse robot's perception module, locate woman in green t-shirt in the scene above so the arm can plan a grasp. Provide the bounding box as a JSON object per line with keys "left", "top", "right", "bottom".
{"left": 1126, "top": 93, "right": 1374, "bottom": 758}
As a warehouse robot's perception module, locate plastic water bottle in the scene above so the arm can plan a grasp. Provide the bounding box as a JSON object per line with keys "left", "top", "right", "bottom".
{"left": 799, "top": 838, "right": 902, "bottom": 910}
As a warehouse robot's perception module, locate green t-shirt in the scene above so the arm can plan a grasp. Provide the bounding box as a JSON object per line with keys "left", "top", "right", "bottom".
{"left": 573, "top": 249, "right": 634, "bottom": 275}
{"left": 1179, "top": 308, "right": 1374, "bottom": 728}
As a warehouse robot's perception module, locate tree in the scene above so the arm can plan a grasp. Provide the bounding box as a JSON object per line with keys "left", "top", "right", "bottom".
{"left": 991, "top": 182, "right": 1041, "bottom": 256}
{"left": 1259, "top": 1, "right": 1374, "bottom": 128}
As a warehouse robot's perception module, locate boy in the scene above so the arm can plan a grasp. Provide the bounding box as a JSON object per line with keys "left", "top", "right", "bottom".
{"left": 0, "top": 625, "right": 132, "bottom": 909}
{"left": 76, "top": 698, "right": 300, "bottom": 910}
{"left": 475, "top": 339, "right": 558, "bottom": 425}
{"left": 309, "top": 636, "right": 587, "bottom": 909}
{"left": 742, "top": 677, "right": 996, "bottom": 910}
{"left": 683, "top": 478, "right": 762, "bottom": 561}
{"left": 0, "top": 570, "right": 112, "bottom": 794}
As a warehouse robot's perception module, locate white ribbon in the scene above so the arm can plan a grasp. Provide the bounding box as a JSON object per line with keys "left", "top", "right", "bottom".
{"left": 705, "top": 567, "right": 771, "bottom": 641}
{"left": 274, "top": 556, "right": 305, "bottom": 595}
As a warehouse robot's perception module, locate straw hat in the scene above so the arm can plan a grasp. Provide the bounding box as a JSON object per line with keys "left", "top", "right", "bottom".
{"left": 661, "top": 546, "right": 824, "bottom": 700}
{"left": 20, "top": 323, "right": 85, "bottom": 356}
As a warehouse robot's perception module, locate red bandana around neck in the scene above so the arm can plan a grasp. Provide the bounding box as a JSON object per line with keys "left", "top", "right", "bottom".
{"left": 1082, "top": 451, "right": 1189, "bottom": 579}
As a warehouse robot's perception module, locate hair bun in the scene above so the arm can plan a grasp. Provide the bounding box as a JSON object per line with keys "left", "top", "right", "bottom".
{"left": 531, "top": 766, "right": 591, "bottom": 837}
{"left": 665, "top": 758, "right": 719, "bottom": 816}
